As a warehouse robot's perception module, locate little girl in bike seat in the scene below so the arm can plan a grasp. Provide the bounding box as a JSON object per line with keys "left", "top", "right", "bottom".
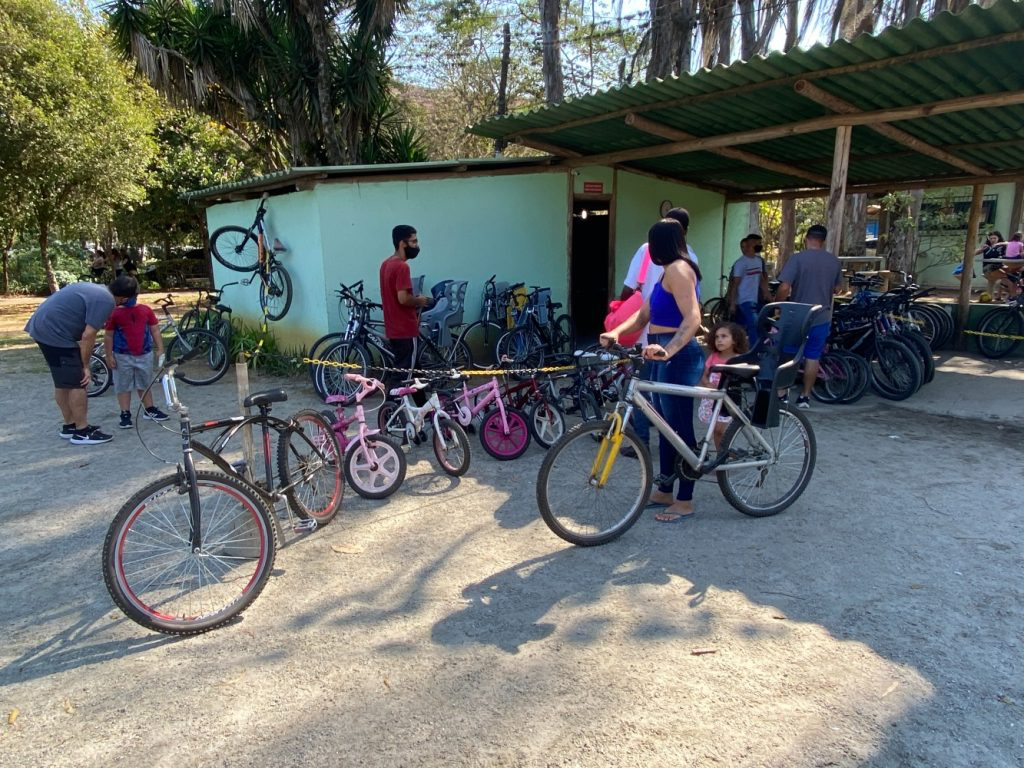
{"left": 698, "top": 322, "right": 749, "bottom": 448}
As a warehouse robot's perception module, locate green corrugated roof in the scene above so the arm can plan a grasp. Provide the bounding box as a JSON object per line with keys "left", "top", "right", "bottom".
{"left": 471, "top": 0, "right": 1024, "bottom": 195}
{"left": 187, "top": 156, "right": 555, "bottom": 201}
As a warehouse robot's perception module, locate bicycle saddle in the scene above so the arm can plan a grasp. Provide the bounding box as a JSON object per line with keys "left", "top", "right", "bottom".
{"left": 244, "top": 389, "right": 288, "bottom": 408}
{"left": 390, "top": 379, "right": 430, "bottom": 397}
{"left": 272, "top": 238, "right": 287, "bottom": 252}
{"left": 709, "top": 362, "right": 760, "bottom": 379}
{"left": 215, "top": 304, "right": 232, "bottom": 313}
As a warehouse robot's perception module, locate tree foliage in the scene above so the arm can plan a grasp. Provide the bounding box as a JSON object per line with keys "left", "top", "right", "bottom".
{"left": 0, "top": 0, "right": 156, "bottom": 293}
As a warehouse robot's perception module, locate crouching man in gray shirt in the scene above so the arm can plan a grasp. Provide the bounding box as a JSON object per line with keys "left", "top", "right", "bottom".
{"left": 24, "top": 276, "right": 137, "bottom": 445}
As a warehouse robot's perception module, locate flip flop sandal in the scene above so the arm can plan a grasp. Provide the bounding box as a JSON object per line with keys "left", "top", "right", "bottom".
{"left": 654, "top": 510, "right": 696, "bottom": 523}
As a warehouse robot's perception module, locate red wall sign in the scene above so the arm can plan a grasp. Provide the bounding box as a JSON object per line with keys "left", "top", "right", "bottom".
{"left": 582, "top": 181, "right": 604, "bottom": 194}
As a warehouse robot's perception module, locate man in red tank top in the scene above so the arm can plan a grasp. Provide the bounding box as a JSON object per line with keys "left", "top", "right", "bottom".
{"left": 380, "top": 225, "right": 430, "bottom": 390}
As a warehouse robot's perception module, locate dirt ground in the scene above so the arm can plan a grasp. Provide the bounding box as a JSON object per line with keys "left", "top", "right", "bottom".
{"left": 0, "top": 334, "right": 1022, "bottom": 766}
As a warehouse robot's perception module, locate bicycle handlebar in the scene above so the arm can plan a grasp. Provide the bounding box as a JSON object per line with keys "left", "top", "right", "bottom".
{"left": 342, "top": 373, "right": 384, "bottom": 402}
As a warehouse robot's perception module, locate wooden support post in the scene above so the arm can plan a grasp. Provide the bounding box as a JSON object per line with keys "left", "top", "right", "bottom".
{"left": 826, "top": 126, "right": 852, "bottom": 257}
{"left": 235, "top": 353, "right": 254, "bottom": 474}
{"left": 957, "top": 184, "right": 985, "bottom": 349}
{"left": 1010, "top": 180, "right": 1024, "bottom": 235}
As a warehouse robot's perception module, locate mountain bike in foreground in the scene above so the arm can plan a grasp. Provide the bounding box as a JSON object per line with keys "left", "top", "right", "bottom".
{"left": 210, "top": 193, "right": 293, "bottom": 321}
{"left": 537, "top": 303, "right": 820, "bottom": 547}
{"left": 102, "top": 357, "right": 342, "bottom": 635}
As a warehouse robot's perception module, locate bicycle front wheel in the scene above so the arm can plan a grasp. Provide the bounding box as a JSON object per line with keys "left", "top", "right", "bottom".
{"left": 527, "top": 397, "right": 565, "bottom": 449}
{"left": 260, "top": 264, "right": 293, "bottom": 321}
{"left": 277, "top": 410, "right": 344, "bottom": 525}
{"left": 433, "top": 418, "right": 471, "bottom": 476}
{"left": 316, "top": 341, "right": 371, "bottom": 400}
{"left": 211, "top": 225, "right": 260, "bottom": 272}
{"left": 717, "top": 406, "right": 815, "bottom": 518}
{"left": 102, "top": 470, "right": 277, "bottom": 635}
{"left": 344, "top": 435, "right": 407, "bottom": 499}
{"left": 166, "top": 328, "right": 230, "bottom": 386}
{"left": 537, "top": 419, "right": 652, "bottom": 546}
{"left": 459, "top": 321, "right": 504, "bottom": 368}
{"left": 87, "top": 353, "right": 111, "bottom": 398}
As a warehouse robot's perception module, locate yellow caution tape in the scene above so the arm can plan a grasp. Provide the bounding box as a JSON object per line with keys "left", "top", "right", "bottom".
{"left": 963, "top": 329, "right": 1024, "bottom": 341}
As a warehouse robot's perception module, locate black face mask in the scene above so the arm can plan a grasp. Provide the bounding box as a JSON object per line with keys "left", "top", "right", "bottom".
{"left": 405, "top": 245, "right": 420, "bottom": 259}
{"left": 753, "top": 244, "right": 763, "bottom": 253}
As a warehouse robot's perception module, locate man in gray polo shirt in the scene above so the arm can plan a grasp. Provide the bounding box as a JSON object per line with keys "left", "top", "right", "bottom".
{"left": 25, "top": 277, "right": 137, "bottom": 444}
{"left": 776, "top": 224, "right": 843, "bottom": 409}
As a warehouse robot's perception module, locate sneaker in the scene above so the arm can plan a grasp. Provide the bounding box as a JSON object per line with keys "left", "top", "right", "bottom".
{"left": 119, "top": 411, "right": 133, "bottom": 429}
{"left": 59, "top": 423, "right": 76, "bottom": 439}
{"left": 70, "top": 426, "right": 113, "bottom": 445}
{"left": 143, "top": 406, "right": 169, "bottom": 422}
{"left": 795, "top": 395, "right": 811, "bottom": 410}
{"left": 778, "top": 392, "right": 789, "bottom": 404}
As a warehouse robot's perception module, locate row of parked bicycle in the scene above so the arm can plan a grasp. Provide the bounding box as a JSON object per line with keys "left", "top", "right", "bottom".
{"left": 703, "top": 273, "right": 951, "bottom": 404}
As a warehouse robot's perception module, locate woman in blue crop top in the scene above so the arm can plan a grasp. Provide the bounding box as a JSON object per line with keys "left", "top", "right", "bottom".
{"left": 600, "top": 219, "right": 705, "bottom": 522}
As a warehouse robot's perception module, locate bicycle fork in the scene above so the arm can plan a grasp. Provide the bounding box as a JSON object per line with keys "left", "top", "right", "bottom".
{"left": 588, "top": 411, "right": 626, "bottom": 488}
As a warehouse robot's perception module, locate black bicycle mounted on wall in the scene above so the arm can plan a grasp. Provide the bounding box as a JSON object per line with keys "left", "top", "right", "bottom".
{"left": 210, "top": 193, "right": 294, "bottom": 321}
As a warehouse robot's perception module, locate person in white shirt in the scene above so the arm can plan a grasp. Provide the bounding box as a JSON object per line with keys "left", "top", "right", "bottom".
{"left": 618, "top": 208, "right": 697, "bottom": 452}
{"left": 725, "top": 233, "right": 770, "bottom": 345}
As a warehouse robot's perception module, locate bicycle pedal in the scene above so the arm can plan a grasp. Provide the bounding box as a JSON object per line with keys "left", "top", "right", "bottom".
{"left": 293, "top": 519, "right": 318, "bottom": 533}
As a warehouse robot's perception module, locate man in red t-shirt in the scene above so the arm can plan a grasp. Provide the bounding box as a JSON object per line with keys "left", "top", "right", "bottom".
{"left": 380, "top": 225, "right": 430, "bottom": 389}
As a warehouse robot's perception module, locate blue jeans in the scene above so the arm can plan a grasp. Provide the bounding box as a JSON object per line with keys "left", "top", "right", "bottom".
{"left": 736, "top": 301, "right": 759, "bottom": 347}
{"left": 648, "top": 335, "right": 705, "bottom": 502}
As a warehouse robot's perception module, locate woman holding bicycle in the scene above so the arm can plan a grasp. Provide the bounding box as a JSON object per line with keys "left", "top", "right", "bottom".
{"left": 600, "top": 219, "right": 704, "bottom": 523}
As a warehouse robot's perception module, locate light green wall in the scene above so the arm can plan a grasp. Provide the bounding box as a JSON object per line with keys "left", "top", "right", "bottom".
{"left": 206, "top": 190, "right": 328, "bottom": 349}
{"left": 314, "top": 171, "right": 569, "bottom": 332}
{"left": 722, "top": 202, "right": 755, "bottom": 297}
{"left": 573, "top": 166, "right": 615, "bottom": 196}
{"left": 612, "top": 170, "right": 727, "bottom": 299}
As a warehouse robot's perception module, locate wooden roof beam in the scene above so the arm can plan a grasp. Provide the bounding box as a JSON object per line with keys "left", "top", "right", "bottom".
{"left": 511, "top": 135, "right": 582, "bottom": 157}
{"left": 793, "top": 80, "right": 990, "bottom": 176}
{"left": 564, "top": 89, "right": 1024, "bottom": 168}
{"left": 623, "top": 113, "right": 831, "bottom": 186}
{"left": 727, "top": 170, "right": 1024, "bottom": 201}
{"left": 503, "top": 30, "right": 1024, "bottom": 140}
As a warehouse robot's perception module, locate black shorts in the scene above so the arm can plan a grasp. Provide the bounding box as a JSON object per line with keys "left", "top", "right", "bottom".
{"left": 38, "top": 342, "right": 84, "bottom": 389}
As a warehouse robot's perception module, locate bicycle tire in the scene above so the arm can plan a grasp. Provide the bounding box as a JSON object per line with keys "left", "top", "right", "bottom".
{"left": 898, "top": 330, "right": 935, "bottom": 384}
{"left": 316, "top": 341, "right": 371, "bottom": 400}
{"left": 810, "top": 352, "right": 852, "bottom": 404}
{"left": 870, "top": 338, "right": 922, "bottom": 400}
{"left": 458, "top": 321, "right": 504, "bottom": 369}
{"left": 102, "top": 470, "right": 276, "bottom": 635}
{"left": 527, "top": 398, "right": 566, "bottom": 449}
{"left": 536, "top": 419, "right": 652, "bottom": 546}
{"left": 260, "top": 263, "right": 292, "bottom": 321}
{"left": 343, "top": 434, "right": 407, "bottom": 499}
{"left": 166, "top": 329, "right": 230, "bottom": 386}
{"left": 576, "top": 388, "right": 603, "bottom": 422}
{"left": 179, "top": 308, "right": 200, "bottom": 334}
{"left": 717, "top": 405, "right": 816, "bottom": 518}
{"left": 554, "top": 314, "right": 575, "bottom": 354}
{"left": 496, "top": 328, "right": 545, "bottom": 371}
{"left": 832, "top": 350, "right": 870, "bottom": 404}
{"left": 976, "top": 308, "right": 1023, "bottom": 359}
{"left": 87, "top": 353, "right": 111, "bottom": 398}
{"left": 479, "top": 406, "right": 530, "bottom": 460}
{"left": 433, "top": 419, "right": 471, "bottom": 476}
{"left": 277, "top": 410, "right": 344, "bottom": 525}
{"left": 210, "top": 225, "right": 260, "bottom": 272}
{"left": 915, "top": 302, "right": 954, "bottom": 349}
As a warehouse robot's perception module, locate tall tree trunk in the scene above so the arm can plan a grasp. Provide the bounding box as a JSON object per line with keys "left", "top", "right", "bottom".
{"left": 739, "top": 0, "right": 756, "bottom": 59}
{"left": 539, "top": 0, "right": 564, "bottom": 104}
{"left": 784, "top": 0, "right": 799, "bottom": 50}
{"left": 496, "top": 22, "right": 511, "bottom": 154}
{"left": 39, "top": 220, "right": 57, "bottom": 294}
{"left": 648, "top": 0, "right": 679, "bottom": 80}
{"left": 714, "top": 0, "right": 732, "bottom": 65}
{"left": 885, "top": 190, "right": 924, "bottom": 276}
{"left": 778, "top": 198, "right": 796, "bottom": 273}
{"left": 1, "top": 232, "right": 12, "bottom": 294}
{"left": 842, "top": 194, "right": 867, "bottom": 258}
{"left": 295, "top": 0, "right": 344, "bottom": 164}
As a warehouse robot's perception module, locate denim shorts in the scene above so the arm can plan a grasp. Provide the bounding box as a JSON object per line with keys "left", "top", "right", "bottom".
{"left": 802, "top": 324, "right": 830, "bottom": 361}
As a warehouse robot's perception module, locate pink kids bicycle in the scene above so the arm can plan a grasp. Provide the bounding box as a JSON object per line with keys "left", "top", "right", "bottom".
{"left": 377, "top": 379, "right": 471, "bottom": 476}
{"left": 323, "top": 373, "right": 407, "bottom": 499}
{"left": 442, "top": 375, "right": 531, "bottom": 460}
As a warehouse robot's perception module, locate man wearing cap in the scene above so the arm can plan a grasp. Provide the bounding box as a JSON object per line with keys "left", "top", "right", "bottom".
{"left": 726, "top": 233, "right": 770, "bottom": 345}
{"left": 775, "top": 224, "right": 843, "bottom": 409}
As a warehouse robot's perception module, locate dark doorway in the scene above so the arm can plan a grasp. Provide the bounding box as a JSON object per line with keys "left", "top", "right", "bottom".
{"left": 570, "top": 199, "right": 611, "bottom": 340}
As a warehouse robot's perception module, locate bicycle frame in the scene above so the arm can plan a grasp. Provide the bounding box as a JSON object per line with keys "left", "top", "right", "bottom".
{"left": 610, "top": 377, "right": 778, "bottom": 477}
{"left": 385, "top": 387, "right": 456, "bottom": 445}
{"left": 161, "top": 369, "right": 204, "bottom": 550}
{"left": 326, "top": 374, "right": 385, "bottom": 453}
{"left": 449, "top": 377, "right": 508, "bottom": 429}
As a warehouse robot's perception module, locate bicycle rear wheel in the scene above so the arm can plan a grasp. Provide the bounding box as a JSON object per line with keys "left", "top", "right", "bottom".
{"left": 277, "top": 410, "right": 344, "bottom": 525}
{"left": 459, "top": 321, "right": 503, "bottom": 369}
{"left": 810, "top": 352, "right": 852, "bottom": 404}
{"left": 717, "top": 406, "right": 815, "bottom": 518}
{"left": 496, "top": 328, "right": 545, "bottom": 371}
{"left": 166, "top": 329, "right": 230, "bottom": 386}
{"left": 211, "top": 225, "right": 260, "bottom": 272}
{"left": 976, "top": 308, "right": 1023, "bottom": 358}
{"left": 316, "top": 341, "right": 371, "bottom": 400}
{"left": 537, "top": 419, "right": 652, "bottom": 546}
{"left": 102, "top": 470, "right": 276, "bottom": 635}
{"left": 260, "top": 263, "right": 293, "bottom": 321}
{"left": 527, "top": 397, "right": 565, "bottom": 449}
{"left": 870, "top": 338, "right": 922, "bottom": 400}
{"left": 832, "top": 350, "right": 870, "bottom": 404}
